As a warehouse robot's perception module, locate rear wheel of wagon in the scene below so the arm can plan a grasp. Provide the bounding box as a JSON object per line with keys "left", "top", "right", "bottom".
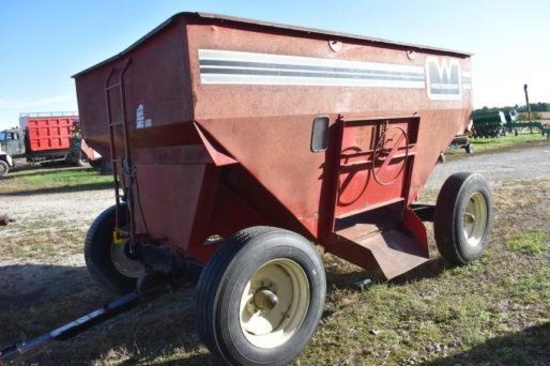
{"left": 196, "top": 227, "right": 326, "bottom": 365}
{"left": 85, "top": 205, "right": 144, "bottom": 294}
{"left": 434, "top": 172, "right": 493, "bottom": 265}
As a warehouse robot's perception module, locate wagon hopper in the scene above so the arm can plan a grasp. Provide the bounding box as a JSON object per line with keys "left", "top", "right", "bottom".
{"left": 70, "top": 13, "right": 492, "bottom": 365}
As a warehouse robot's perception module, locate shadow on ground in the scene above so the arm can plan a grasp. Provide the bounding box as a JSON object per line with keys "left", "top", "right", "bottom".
{"left": 325, "top": 256, "right": 448, "bottom": 293}
{"left": 424, "top": 322, "right": 550, "bottom": 365}
{"left": 4, "top": 255, "right": 542, "bottom": 365}
{"left": 0, "top": 263, "right": 217, "bottom": 365}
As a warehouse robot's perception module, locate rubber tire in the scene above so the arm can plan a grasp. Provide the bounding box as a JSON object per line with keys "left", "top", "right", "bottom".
{"left": 84, "top": 205, "right": 140, "bottom": 294}
{"left": 434, "top": 172, "right": 493, "bottom": 265}
{"left": 196, "top": 226, "right": 326, "bottom": 366}
{"left": 0, "top": 160, "right": 9, "bottom": 177}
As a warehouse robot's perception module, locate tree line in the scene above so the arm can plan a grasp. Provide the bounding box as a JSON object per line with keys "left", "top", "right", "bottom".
{"left": 474, "top": 102, "right": 550, "bottom": 115}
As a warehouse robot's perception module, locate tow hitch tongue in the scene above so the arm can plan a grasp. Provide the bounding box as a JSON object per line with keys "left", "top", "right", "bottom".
{"left": 0, "top": 271, "right": 177, "bottom": 363}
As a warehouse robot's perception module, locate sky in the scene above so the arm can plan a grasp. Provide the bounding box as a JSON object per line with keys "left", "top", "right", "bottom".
{"left": 1, "top": 0, "right": 549, "bottom": 130}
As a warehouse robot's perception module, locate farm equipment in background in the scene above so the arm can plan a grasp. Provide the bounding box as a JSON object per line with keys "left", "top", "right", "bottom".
{"left": 472, "top": 108, "right": 550, "bottom": 138}
{"left": 0, "top": 112, "right": 101, "bottom": 177}
{"left": 503, "top": 108, "right": 549, "bottom": 136}
{"left": 1, "top": 12, "right": 494, "bottom": 364}
{"left": 472, "top": 110, "right": 507, "bottom": 138}
{"left": 508, "top": 120, "right": 550, "bottom": 137}
{"left": 445, "top": 119, "right": 475, "bottom": 158}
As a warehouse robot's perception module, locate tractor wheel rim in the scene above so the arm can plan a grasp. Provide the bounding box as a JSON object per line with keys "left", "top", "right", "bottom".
{"left": 239, "top": 258, "right": 310, "bottom": 349}
{"left": 463, "top": 192, "right": 488, "bottom": 247}
{"left": 110, "top": 242, "right": 144, "bottom": 278}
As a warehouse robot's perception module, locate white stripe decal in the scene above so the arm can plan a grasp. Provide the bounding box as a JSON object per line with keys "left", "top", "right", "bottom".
{"left": 462, "top": 71, "right": 472, "bottom": 90}
{"left": 199, "top": 49, "right": 426, "bottom": 88}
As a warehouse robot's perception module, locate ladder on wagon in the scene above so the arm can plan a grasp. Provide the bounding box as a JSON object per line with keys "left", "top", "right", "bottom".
{"left": 104, "top": 59, "right": 138, "bottom": 247}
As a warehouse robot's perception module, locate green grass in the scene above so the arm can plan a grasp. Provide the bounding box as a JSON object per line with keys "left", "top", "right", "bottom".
{"left": 517, "top": 267, "right": 550, "bottom": 297}
{"left": 470, "top": 133, "right": 547, "bottom": 153}
{"left": 0, "top": 166, "right": 113, "bottom": 194}
{"left": 446, "top": 133, "right": 547, "bottom": 158}
{"left": 23, "top": 169, "right": 109, "bottom": 185}
{"left": 505, "top": 231, "right": 549, "bottom": 254}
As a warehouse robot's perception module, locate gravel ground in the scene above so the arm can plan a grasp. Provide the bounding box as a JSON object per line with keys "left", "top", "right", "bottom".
{"left": 0, "top": 190, "right": 114, "bottom": 265}
{"left": 425, "top": 142, "right": 550, "bottom": 190}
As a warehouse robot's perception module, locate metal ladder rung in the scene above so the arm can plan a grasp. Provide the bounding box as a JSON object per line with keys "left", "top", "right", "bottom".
{"left": 106, "top": 83, "right": 122, "bottom": 92}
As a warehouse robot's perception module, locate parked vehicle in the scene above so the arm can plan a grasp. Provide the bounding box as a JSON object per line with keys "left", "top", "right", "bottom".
{"left": 0, "top": 112, "right": 100, "bottom": 176}
{"left": 1, "top": 12, "right": 494, "bottom": 364}
{"left": 73, "top": 12, "right": 493, "bottom": 365}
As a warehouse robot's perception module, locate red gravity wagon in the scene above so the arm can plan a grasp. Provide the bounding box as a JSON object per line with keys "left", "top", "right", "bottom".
{"left": 73, "top": 12, "right": 493, "bottom": 365}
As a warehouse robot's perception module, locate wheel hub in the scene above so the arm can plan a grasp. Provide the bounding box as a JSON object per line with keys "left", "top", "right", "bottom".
{"left": 110, "top": 240, "right": 145, "bottom": 278}
{"left": 239, "top": 259, "right": 310, "bottom": 349}
{"left": 463, "top": 192, "right": 488, "bottom": 247}
{"left": 254, "top": 287, "right": 279, "bottom": 310}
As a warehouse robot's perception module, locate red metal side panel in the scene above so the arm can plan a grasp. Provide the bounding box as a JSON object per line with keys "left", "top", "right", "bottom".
{"left": 26, "top": 117, "right": 75, "bottom": 152}
{"left": 74, "top": 19, "right": 194, "bottom": 155}
{"left": 74, "top": 13, "right": 473, "bottom": 259}
{"left": 185, "top": 19, "right": 472, "bottom": 240}
{"left": 131, "top": 160, "right": 219, "bottom": 262}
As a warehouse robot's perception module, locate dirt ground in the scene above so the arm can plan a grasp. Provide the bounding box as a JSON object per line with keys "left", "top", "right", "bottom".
{"left": 0, "top": 190, "right": 114, "bottom": 314}
{"left": 0, "top": 141, "right": 549, "bottom": 364}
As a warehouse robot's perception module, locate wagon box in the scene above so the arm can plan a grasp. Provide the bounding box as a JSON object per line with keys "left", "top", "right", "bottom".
{"left": 72, "top": 12, "right": 492, "bottom": 365}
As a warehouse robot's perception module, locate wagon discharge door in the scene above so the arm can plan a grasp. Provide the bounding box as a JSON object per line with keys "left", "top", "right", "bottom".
{"left": 327, "top": 117, "right": 429, "bottom": 280}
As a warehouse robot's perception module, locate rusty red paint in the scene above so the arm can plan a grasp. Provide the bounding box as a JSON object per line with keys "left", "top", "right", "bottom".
{"left": 74, "top": 13, "right": 472, "bottom": 278}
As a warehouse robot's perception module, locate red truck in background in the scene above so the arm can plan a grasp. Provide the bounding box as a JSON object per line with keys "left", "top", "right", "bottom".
{"left": 0, "top": 112, "right": 101, "bottom": 177}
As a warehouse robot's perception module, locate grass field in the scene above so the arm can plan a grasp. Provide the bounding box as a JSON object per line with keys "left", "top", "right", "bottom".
{"left": 0, "top": 144, "right": 549, "bottom": 365}
{"left": 471, "top": 133, "right": 548, "bottom": 153}
{"left": 446, "top": 132, "right": 548, "bottom": 157}
{"left": 0, "top": 165, "right": 113, "bottom": 196}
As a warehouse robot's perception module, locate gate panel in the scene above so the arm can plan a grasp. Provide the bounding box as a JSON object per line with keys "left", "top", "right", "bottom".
{"left": 334, "top": 116, "right": 419, "bottom": 219}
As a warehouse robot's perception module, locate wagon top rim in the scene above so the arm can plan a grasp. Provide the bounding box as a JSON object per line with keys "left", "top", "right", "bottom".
{"left": 72, "top": 11, "right": 472, "bottom": 78}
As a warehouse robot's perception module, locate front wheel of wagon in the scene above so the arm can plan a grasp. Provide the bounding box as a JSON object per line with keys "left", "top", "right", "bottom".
{"left": 196, "top": 227, "right": 326, "bottom": 365}
{"left": 434, "top": 172, "right": 493, "bottom": 265}
{"left": 85, "top": 205, "right": 144, "bottom": 294}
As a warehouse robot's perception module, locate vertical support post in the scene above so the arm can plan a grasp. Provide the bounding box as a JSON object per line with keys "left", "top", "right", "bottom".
{"left": 524, "top": 84, "right": 533, "bottom": 134}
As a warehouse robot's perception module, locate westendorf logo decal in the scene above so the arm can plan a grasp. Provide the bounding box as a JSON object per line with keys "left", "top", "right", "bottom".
{"left": 426, "top": 56, "right": 461, "bottom": 100}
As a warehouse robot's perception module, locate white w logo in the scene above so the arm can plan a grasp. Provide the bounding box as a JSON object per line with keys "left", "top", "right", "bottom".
{"left": 426, "top": 56, "right": 461, "bottom": 100}
{"left": 435, "top": 59, "right": 457, "bottom": 81}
